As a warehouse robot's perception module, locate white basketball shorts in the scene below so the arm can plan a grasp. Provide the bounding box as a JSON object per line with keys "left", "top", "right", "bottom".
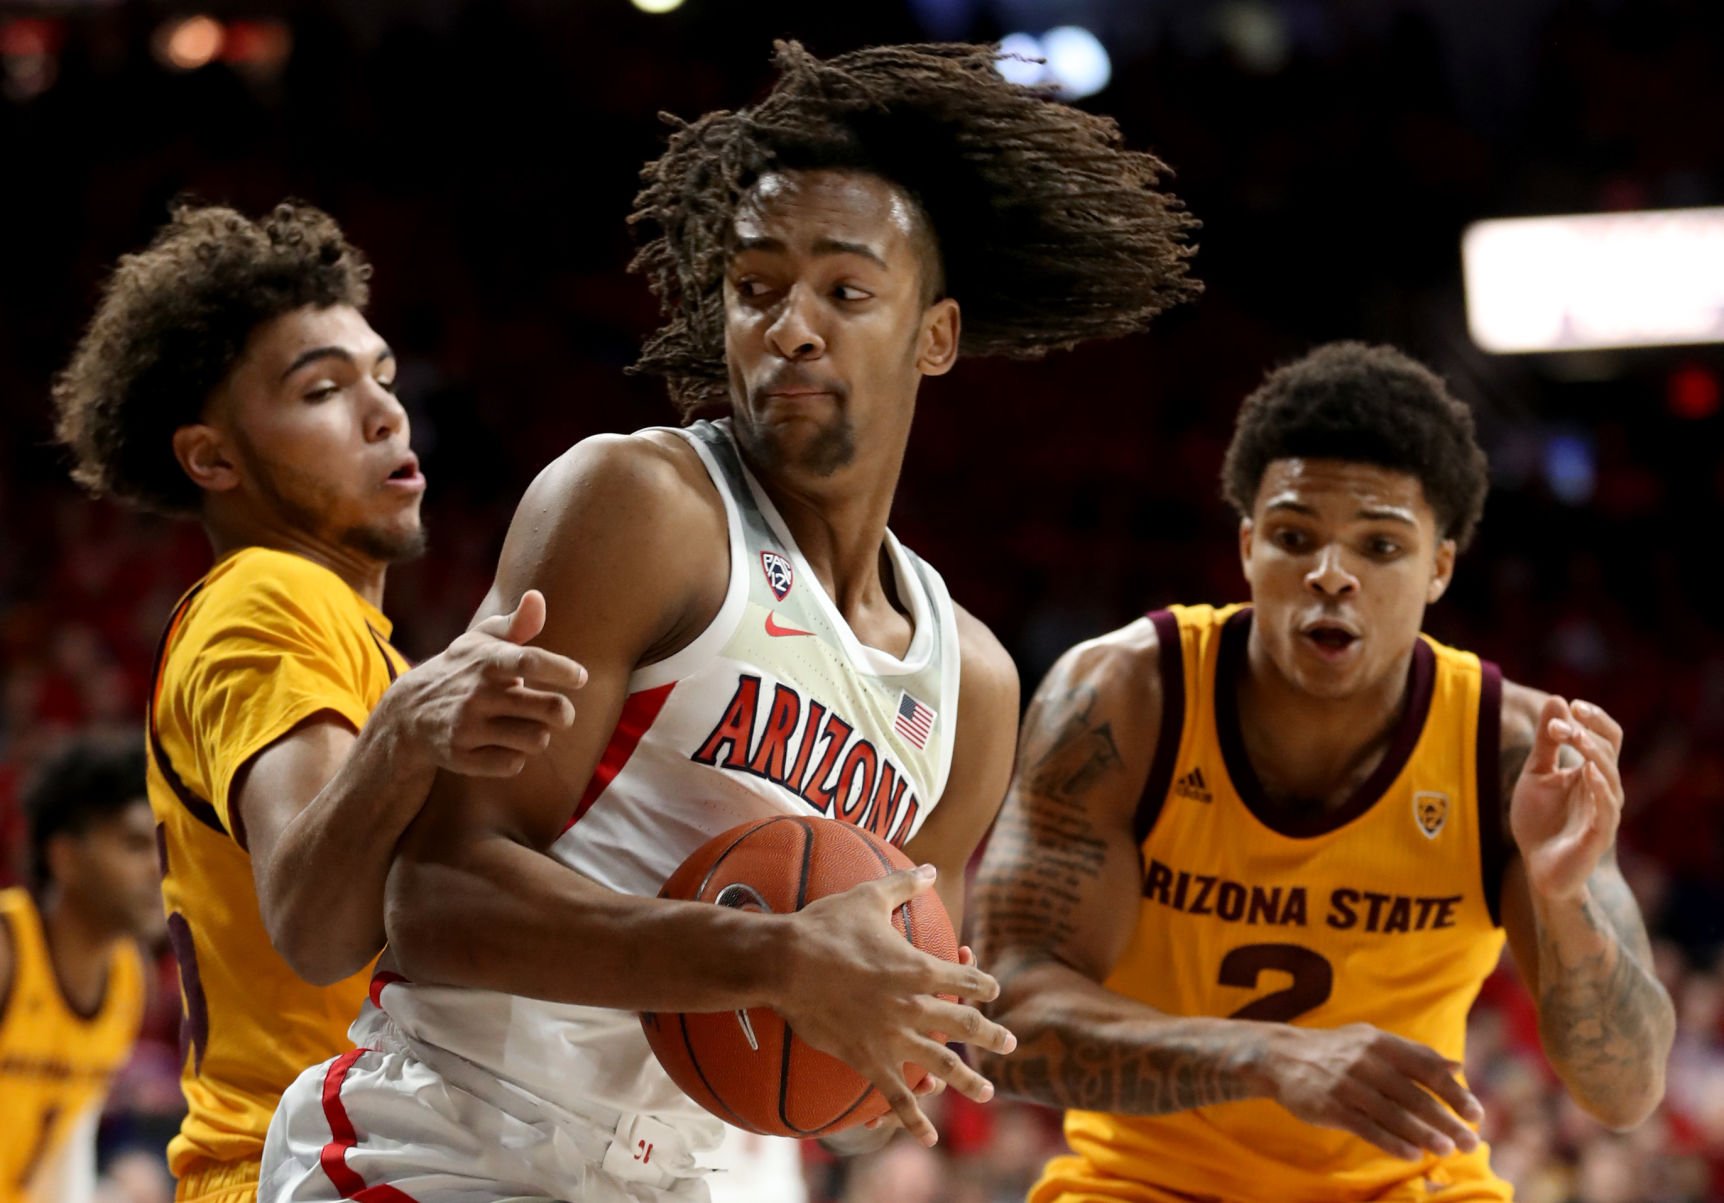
{"left": 259, "top": 1016, "right": 713, "bottom": 1203}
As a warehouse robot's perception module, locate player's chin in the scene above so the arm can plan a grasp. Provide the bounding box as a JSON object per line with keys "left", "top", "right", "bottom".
{"left": 1287, "top": 650, "right": 1367, "bottom": 700}
{"left": 346, "top": 516, "right": 429, "bottom": 564}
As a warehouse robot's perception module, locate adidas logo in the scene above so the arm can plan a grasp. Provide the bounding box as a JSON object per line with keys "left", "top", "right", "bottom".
{"left": 1174, "top": 767, "right": 1213, "bottom": 802}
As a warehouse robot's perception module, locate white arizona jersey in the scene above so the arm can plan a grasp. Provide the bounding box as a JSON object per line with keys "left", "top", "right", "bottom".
{"left": 363, "top": 418, "right": 963, "bottom": 1143}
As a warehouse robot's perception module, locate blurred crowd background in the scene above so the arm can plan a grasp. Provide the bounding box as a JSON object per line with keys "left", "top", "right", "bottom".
{"left": 1, "top": 0, "right": 1721, "bottom": 1199}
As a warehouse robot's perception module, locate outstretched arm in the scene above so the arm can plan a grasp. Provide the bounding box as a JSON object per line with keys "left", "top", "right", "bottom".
{"left": 974, "top": 622, "right": 1482, "bottom": 1160}
{"left": 1500, "top": 688, "right": 1675, "bottom": 1130}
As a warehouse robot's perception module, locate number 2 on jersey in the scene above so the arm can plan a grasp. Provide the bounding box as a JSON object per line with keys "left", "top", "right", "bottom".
{"left": 1219, "top": 943, "right": 1333, "bottom": 1022}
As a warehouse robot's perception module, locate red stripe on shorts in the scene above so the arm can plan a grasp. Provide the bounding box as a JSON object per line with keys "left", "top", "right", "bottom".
{"left": 563, "top": 682, "right": 677, "bottom": 832}
{"left": 318, "top": 1049, "right": 419, "bottom": 1202}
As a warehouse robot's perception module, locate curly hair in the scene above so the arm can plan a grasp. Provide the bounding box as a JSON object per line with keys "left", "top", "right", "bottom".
{"left": 53, "top": 200, "right": 371, "bottom": 516}
{"left": 629, "top": 41, "right": 1201, "bottom": 413}
{"left": 1221, "top": 342, "right": 1490, "bottom": 549}
{"left": 24, "top": 736, "right": 147, "bottom": 891}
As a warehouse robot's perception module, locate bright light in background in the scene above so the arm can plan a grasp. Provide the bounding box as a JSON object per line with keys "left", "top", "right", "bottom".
{"left": 630, "top": 0, "right": 686, "bottom": 13}
{"left": 153, "top": 15, "right": 225, "bottom": 71}
{"left": 1463, "top": 207, "right": 1724, "bottom": 353}
{"left": 995, "top": 28, "right": 1112, "bottom": 100}
{"left": 996, "top": 32, "right": 1045, "bottom": 86}
{"left": 1043, "top": 26, "right": 1110, "bottom": 99}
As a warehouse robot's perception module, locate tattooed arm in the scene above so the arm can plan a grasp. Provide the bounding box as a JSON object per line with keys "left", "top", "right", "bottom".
{"left": 1500, "top": 683, "right": 1674, "bottom": 1130}
{"left": 972, "top": 622, "right": 1483, "bottom": 1160}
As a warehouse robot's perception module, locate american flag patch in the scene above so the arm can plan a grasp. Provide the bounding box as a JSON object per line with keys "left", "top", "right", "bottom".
{"left": 895, "top": 691, "right": 936, "bottom": 750}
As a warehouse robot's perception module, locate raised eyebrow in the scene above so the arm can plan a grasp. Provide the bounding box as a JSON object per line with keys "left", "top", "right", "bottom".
{"left": 1264, "top": 499, "right": 1319, "bottom": 516}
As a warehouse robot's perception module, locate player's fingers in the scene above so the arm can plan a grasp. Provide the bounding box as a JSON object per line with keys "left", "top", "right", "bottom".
{"left": 921, "top": 952, "right": 1000, "bottom": 1005}
{"left": 501, "top": 589, "right": 548, "bottom": 645}
{"left": 493, "top": 685, "right": 577, "bottom": 729}
{"left": 915, "top": 997, "right": 1017, "bottom": 1055}
{"left": 1362, "top": 1065, "right": 1479, "bottom": 1153}
{"left": 480, "top": 642, "right": 531, "bottom": 683}
{"left": 869, "top": 864, "right": 938, "bottom": 911}
{"left": 469, "top": 607, "right": 516, "bottom": 639}
{"left": 1569, "top": 727, "right": 1623, "bottom": 799}
{"left": 914, "top": 1074, "right": 947, "bottom": 1097}
{"left": 470, "top": 717, "right": 554, "bottom": 757}
{"left": 1584, "top": 762, "right": 1620, "bottom": 828}
{"left": 1571, "top": 699, "right": 1623, "bottom": 754}
{"left": 513, "top": 646, "right": 589, "bottom": 695}
{"left": 904, "top": 1034, "right": 993, "bottom": 1105}
{"left": 1381, "top": 1042, "right": 1484, "bottom": 1123}
{"left": 871, "top": 1069, "right": 938, "bottom": 1147}
{"left": 1525, "top": 696, "right": 1573, "bottom": 776}
{"left": 451, "top": 746, "right": 530, "bottom": 777}
{"left": 1337, "top": 1102, "right": 1425, "bottom": 1162}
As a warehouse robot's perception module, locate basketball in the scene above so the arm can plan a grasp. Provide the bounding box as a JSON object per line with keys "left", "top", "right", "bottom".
{"left": 641, "top": 815, "right": 959, "bottom": 1138}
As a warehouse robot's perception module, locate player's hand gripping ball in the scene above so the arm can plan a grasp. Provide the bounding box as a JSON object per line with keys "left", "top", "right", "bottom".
{"left": 641, "top": 816, "right": 958, "bottom": 1137}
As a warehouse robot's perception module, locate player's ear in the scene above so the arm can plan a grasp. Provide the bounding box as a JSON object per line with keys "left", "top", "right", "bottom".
{"left": 1238, "top": 517, "right": 1256, "bottom": 571}
{"left": 1427, "top": 537, "right": 1457, "bottom": 604}
{"left": 917, "top": 298, "right": 960, "bottom": 378}
{"left": 44, "top": 832, "right": 80, "bottom": 893}
{"left": 172, "top": 423, "right": 241, "bottom": 495}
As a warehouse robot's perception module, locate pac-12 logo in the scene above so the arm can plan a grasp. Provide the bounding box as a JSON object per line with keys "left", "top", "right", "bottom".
{"left": 761, "top": 551, "right": 794, "bottom": 601}
{"left": 1414, "top": 791, "right": 1448, "bottom": 839}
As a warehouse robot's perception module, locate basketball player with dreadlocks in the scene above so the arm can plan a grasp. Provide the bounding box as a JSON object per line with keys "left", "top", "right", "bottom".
{"left": 262, "top": 40, "right": 1198, "bottom": 1203}
{"left": 973, "top": 343, "right": 1674, "bottom": 1202}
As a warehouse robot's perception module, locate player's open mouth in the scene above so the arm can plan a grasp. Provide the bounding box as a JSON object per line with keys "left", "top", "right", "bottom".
{"left": 385, "top": 455, "right": 425, "bottom": 491}
{"left": 1301, "top": 623, "right": 1359, "bottom": 658}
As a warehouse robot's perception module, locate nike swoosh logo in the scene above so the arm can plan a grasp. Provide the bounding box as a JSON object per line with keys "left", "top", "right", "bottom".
{"left": 765, "top": 612, "right": 815, "bottom": 638}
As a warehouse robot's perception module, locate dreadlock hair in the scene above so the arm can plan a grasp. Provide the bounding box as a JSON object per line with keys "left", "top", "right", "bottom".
{"left": 629, "top": 41, "right": 1201, "bottom": 414}
{"left": 23, "top": 736, "right": 148, "bottom": 892}
{"left": 53, "top": 200, "right": 372, "bottom": 516}
{"left": 1222, "top": 342, "right": 1491, "bottom": 549}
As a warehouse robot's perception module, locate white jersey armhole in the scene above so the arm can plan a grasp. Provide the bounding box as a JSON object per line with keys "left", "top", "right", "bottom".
{"left": 925, "top": 567, "right": 962, "bottom": 807}
{"left": 626, "top": 428, "right": 749, "bottom": 693}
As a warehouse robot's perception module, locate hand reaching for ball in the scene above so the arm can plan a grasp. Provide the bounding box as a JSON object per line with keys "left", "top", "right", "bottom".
{"left": 775, "top": 865, "right": 1018, "bottom": 1147}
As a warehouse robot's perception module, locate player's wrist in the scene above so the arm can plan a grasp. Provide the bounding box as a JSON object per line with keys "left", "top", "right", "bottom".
{"left": 731, "top": 907, "right": 799, "bottom": 1010}
{"left": 1248, "top": 1023, "right": 1306, "bottom": 1101}
{"left": 1527, "top": 865, "right": 1596, "bottom": 912}
{"left": 369, "top": 677, "right": 441, "bottom": 774}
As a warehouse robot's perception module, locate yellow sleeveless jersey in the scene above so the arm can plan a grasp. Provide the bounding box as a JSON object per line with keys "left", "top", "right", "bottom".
{"left": 1035, "top": 604, "right": 1512, "bottom": 1203}
{"left": 147, "top": 547, "right": 407, "bottom": 1178}
{"left": 0, "top": 887, "right": 144, "bottom": 1203}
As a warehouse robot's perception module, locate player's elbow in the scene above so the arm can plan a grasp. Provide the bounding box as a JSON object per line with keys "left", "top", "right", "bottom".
{"left": 263, "top": 904, "right": 372, "bottom": 986}
{"left": 1580, "top": 1081, "right": 1664, "bottom": 1132}
{"left": 1565, "top": 1053, "right": 1669, "bottom": 1131}
{"left": 259, "top": 882, "right": 377, "bottom": 985}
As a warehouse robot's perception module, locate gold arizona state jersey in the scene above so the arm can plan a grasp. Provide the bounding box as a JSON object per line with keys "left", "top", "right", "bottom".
{"left": 147, "top": 547, "right": 408, "bottom": 1180}
{"left": 1034, "top": 604, "right": 1512, "bottom": 1203}
{"left": 0, "top": 887, "right": 144, "bottom": 1203}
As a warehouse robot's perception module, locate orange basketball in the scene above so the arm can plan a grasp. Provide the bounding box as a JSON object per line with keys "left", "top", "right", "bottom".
{"left": 641, "top": 815, "right": 958, "bottom": 1137}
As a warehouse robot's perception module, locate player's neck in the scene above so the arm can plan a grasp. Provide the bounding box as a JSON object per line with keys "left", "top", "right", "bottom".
{"left": 752, "top": 444, "right": 908, "bottom": 632}
{"left": 204, "top": 512, "right": 388, "bottom": 609}
{"left": 1236, "top": 634, "right": 1414, "bottom": 810}
{"left": 37, "top": 890, "right": 121, "bottom": 1017}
